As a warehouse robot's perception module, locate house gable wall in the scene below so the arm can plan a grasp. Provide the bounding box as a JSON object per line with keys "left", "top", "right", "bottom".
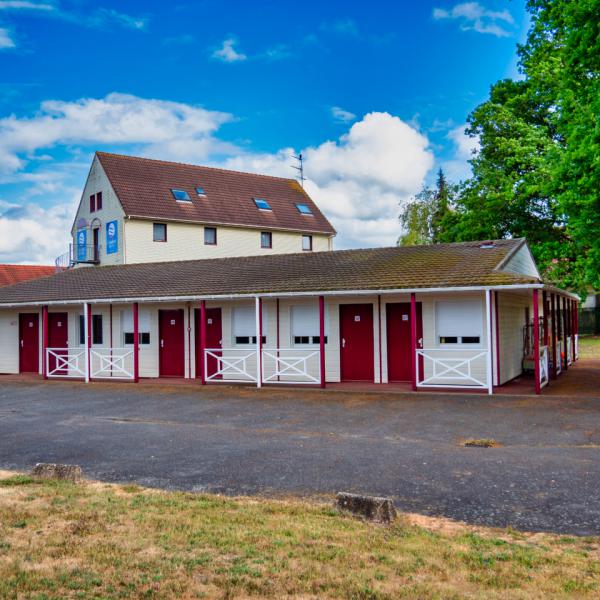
{"left": 71, "top": 156, "right": 126, "bottom": 267}
{"left": 500, "top": 244, "right": 540, "bottom": 279}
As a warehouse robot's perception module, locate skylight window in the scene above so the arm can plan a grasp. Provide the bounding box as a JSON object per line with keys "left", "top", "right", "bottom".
{"left": 171, "top": 189, "right": 191, "bottom": 201}
{"left": 196, "top": 187, "right": 206, "bottom": 196}
{"left": 254, "top": 198, "right": 271, "bottom": 210}
{"left": 296, "top": 203, "right": 313, "bottom": 215}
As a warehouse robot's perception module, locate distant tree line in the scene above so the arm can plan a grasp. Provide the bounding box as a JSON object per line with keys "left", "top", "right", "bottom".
{"left": 398, "top": 0, "right": 599, "bottom": 296}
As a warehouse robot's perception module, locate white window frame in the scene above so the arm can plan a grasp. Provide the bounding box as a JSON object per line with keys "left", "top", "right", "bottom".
{"left": 290, "top": 304, "right": 328, "bottom": 347}
{"left": 121, "top": 309, "right": 152, "bottom": 346}
{"left": 435, "top": 299, "right": 484, "bottom": 347}
{"left": 232, "top": 305, "right": 267, "bottom": 346}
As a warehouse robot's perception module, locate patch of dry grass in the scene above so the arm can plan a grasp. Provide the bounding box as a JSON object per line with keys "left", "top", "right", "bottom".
{"left": 578, "top": 336, "right": 600, "bottom": 359}
{"left": 462, "top": 438, "right": 499, "bottom": 448}
{"left": 0, "top": 470, "right": 599, "bottom": 599}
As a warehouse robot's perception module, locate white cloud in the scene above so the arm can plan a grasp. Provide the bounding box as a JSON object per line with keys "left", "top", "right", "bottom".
{"left": 0, "top": 92, "right": 234, "bottom": 176}
{"left": 440, "top": 123, "right": 479, "bottom": 181}
{"left": 87, "top": 8, "right": 147, "bottom": 31}
{"left": 212, "top": 38, "right": 246, "bottom": 62}
{"left": 0, "top": 197, "right": 75, "bottom": 264}
{"left": 0, "top": 26, "right": 15, "bottom": 48}
{"left": 321, "top": 17, "right": 359, "bottom": 37}
{"left": 0, "top": 1, "right": 54, "bottom": 10}
{"left": 331, "top": 106, "right": 356, "bottom": 123}
{"left": 221, "top": 112, "right": 434, "bottom": 247}
{"left": 433, "top": 2, "right": 514, "bottom": 37}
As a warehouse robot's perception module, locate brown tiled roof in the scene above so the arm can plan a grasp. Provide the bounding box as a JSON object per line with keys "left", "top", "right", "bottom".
{"left": 0, "top": 265, "right": 54, "bottom": 288}
{"left": 0, "top": 240, "right": 539, "bottom": 305}
{"left": 96, "top": 152, "right": 336, "bottom": 235}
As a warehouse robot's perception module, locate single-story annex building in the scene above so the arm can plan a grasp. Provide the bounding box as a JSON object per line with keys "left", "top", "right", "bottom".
{"left": 0, "top": 238, "right": 579, "bottom": 394}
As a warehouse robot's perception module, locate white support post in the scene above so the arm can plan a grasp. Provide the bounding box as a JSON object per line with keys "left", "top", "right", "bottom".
{"left": 255, "top": 297, "right": 262, "bottom": 388}
{"left": 84, "top": 302, "right": 90, "bottom": 383}
{"left": 485, "top": 290, "right": 493, "bottom": 395}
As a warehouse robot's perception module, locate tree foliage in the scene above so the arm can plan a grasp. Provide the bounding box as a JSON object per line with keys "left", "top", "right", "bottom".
{"left": 440, "top": 0, "right": 599, "bottom": 294}
{"left": 398, "top": 169, "right": 455, "bottom": 246}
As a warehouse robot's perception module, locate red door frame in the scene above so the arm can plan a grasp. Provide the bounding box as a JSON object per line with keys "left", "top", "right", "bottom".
{"left": 48, "top": 312, "right": 68, "bottom": 375}
{"left": 339, "top": 304, "right": 374, "bottom": 382}
{"left": 386, "top": 302, "right": 423, "bottom": 382}
{"left": 194, "top": 307, "right": 222, "bottom": 380}
{"left": 158, "top": 309, "right": 185, "bottom": 377}
{"left": 19, "top": 313, "right": 39, "bottom": 373}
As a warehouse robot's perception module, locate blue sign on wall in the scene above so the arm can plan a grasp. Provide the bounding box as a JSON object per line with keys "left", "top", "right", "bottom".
{"left": 76, "top": 229, "right": 87, "bottom": 261}
{"left": 106, "top": 220, "right": 118, "bottom": 254}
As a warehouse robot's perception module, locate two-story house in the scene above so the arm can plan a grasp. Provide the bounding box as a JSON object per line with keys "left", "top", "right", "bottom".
{"left": 61, "top": 152, "right": 336, "bottom": 267}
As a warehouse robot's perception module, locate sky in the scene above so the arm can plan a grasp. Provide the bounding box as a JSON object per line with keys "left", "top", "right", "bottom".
{"left": 0, "top": 0, "right": 528, "bottom": 264}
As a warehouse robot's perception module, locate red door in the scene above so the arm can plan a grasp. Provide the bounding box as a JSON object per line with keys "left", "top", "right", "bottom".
{"left": 48, "top": 312, "right": 68, "bottom": 375}
{"left": 386, "top": 302, "right": 423, "bottom": 382}
{"left": 159, "top": 309, "right": 185, "bottom": 377}
{"left": 340, "top": 304, "right": 374, "bottom": 381}
{"left": 19, "top": 313, "right": 39, "bottom": 373}
{"left": 194, "top": 308, "right": 222, "bottom": 379}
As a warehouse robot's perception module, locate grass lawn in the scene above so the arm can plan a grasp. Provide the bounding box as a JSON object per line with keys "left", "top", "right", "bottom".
{"left": 578, "top": 336, "right": 600, "bottom": 359}
{"left": 1, "top": 472, "right": 599, "bottom": 598}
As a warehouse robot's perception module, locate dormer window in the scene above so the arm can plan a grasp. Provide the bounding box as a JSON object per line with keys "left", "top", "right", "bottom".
{"left": 296, "top": 203, "right": 313, "bottom": 215}
{"left": 196, "top": 187, "right": 206, "bottom": 196}
{"left": 254, "top": 198, "right": 271, "bottom": 211}
{"left": 171, "top": 189, "right": 191, "bottom": 202}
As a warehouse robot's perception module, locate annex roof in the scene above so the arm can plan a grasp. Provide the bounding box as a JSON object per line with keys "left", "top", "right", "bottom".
{"left": 0, "top": 239, "right": 543, "bottom": 305}
{"left": 96, "top": 152, "right": 336, "bottom": 235}
{"left": 0, "top": 265, "right": 55, "bottom": 288}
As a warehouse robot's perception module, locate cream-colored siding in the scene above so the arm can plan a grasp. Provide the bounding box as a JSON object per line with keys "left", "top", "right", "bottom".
{"left": 71, "top": 157, "right": 126, "bottom": 267}
{"left": 0, "top": 310, "right": 21, "bottom": 374}
{"left": 501, "top": 245, "right": 540, "bottom": 278}
{"left": 497, "top": 292, "right": 530, "bottom": 385}
{"left": 123, "top": 219, "right": 331, "bottom": 263}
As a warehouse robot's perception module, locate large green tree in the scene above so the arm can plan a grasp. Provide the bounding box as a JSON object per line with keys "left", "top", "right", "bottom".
{"left": 442, "top": 0, "right": 599, "bottom": 294}
{"left": 398, "top": 169, "right": 455, "bottom": 246}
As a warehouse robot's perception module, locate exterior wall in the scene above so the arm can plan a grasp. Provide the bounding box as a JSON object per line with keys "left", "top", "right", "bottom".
{"left": 124, "top": 219, "right": 331, "bottom": 263}
{"left": 71, "top": 157, "right": 126, "bottom": 267}
{"left": 501, "top": 245, "right": 539, "bottom": 278}
{"left": 0, "top": 310, "right": 22, "bottom": 374}
{"left": 0, "top": 291, "right": 530, "bottom": 388}
{"left": 497, "top": 291, "right": 530, "bottom": 385}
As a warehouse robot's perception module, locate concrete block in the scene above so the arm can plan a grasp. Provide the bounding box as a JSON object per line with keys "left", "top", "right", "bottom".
{"left": 31, "top": 463, "right": 83, "bottom": 482}
{"left": 336, "top": 492, "right": 396, "bottom": 523}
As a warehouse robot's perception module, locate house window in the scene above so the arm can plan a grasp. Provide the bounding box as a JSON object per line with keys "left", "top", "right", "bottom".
{"left": 254, "top": 198, "right": 271, "bottom": 210}
{"left": 96, "top": 191, "right": 103, "bottom": 211}
{"left": 122, "top": 309, "right": 151, "bottom": 345}
{"left": 302, "top": 234, "right": 313, "bottom": 251}
{"left": 153, "top": 223, "right": 167, "bottom": 242}
{"left": 261, "top": 231, "right": 272, "bottom": 248}
{"left": 436, "top": 300, "right": 483, "bottom": 345}
{"left": 204, "top": 226, "right": 217, "bottom": 245}
{"left": 171, "top": 189, "right": 191, "bottom": 201}
{"left": 79, "top": 314, "right": 103, "bottom": 345}
{"left": 232, "top": 305, "right": 267, "bottom": 345}
{"left": 196, "top": 187, "right": 206, "bottom": 196}
{"left": 291, "top": 305, "right": 328, "bottom": 345}
{"left": 295, "top": 203, "right": 313, "bottom": 215}
{"left": 89, "top": 194, "right": 96, "bottom": 213}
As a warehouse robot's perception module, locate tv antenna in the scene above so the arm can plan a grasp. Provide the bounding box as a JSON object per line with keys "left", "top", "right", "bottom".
{"left": 291, "top": 153, "right": 306, "bottom": 188}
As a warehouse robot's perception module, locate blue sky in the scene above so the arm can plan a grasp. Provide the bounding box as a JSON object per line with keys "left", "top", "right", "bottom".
{"left": 0, "top": 0, "right": 528, "bottom": 263}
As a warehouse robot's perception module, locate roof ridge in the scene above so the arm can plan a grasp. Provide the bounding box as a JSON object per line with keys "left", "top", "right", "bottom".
{"left": 96, "top": 151, "right": 299, "bottom": 184}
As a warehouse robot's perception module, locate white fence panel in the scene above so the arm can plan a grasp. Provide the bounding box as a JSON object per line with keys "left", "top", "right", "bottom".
{"left": 90, "top": 348, "right": 134, "bottom": 380}
{"left": 261, "top": 349, "right": 321, "bottom": 384}
{"left": 46, "top": 348, "right": 85, "bottom": 379}
{"left": 204, "top": 348, "right": 257, "bottom": 383}
{"left": 416, "top": 348, "right": 489, "bottom": 389}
